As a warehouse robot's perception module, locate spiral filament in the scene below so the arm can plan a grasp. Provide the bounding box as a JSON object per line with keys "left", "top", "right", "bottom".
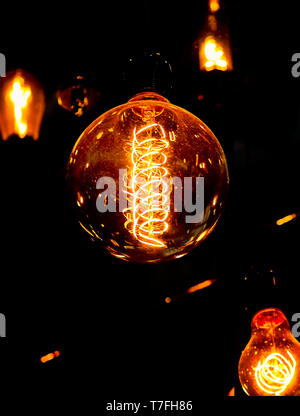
{"left": 124, "top": 123, "right": 170, "bottom": 248}
{"left": 255, "top": 351, "right": 296, "bottom": 395}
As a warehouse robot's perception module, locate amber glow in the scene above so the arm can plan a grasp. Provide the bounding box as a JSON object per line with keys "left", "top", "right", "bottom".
{"left": 276, "top": 213, "right": 299, "bottom": 226}
{"left": 165, "top": 279, "right": 216, "bottom": 303}
{"left": 0, "top": 69, "right": 45, "bottom": 140}
{"left": 198, "top": 9, "right": 233, "bottom": 73}
{"left": 239, "top": 308, "right": 300, "bottom": 396}
{"left": 203, "top": 37, "right": 227, "bottom": 71}
{"left": 227, "top": 387, "right": 235, "bottom": 396}
{"left": 40, "top": 350, "right": 60, "bottom": 363}
{"left": 10, "top": 78, "right": 31, "bottom": 138}
{"left": 124, "top": 123, "right": 170, "bottom": 248}
{"left": 186, "top": 278, "right": 216, "bottom": 294}
{"left": 209, "top": 0, "right": 220, "bottom": 13}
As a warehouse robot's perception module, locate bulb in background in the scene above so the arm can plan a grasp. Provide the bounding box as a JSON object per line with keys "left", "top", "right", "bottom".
{"left": 197, "top": 3, "right": 233, "bottom": 72}
{"left": 57, "top": 75, "right": 100, "bottom": 117}
{"left": 201, "top": 36, "right": 229, "bottom": 71}
{"left": 66, "top": 92, "right": 229, "bottom": 263}
{"left": 0, "top": 69, "right": 45, "bottom": 140}
{"left": 239, "top": 308, "right": 300, "bottom": 396}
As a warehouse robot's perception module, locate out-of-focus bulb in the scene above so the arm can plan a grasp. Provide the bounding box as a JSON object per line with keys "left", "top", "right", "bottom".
{"left": 0, "top": 69, "right": 45, "bottom": 140}
{"left": 203, "top": 36, "right": 228, "bottom": 71}
{"left": 209, "top": 0, "right": 220, "bottom": 13}
{"left": 239, "top": 308, "right": 300, "bottom": 396}
{"left": 66, "top": 92, "right": 229, "bottom": 263}
{"left": 198, "top": 5, "right": 233, "bottom": 72}
{"left": 57, "top": 75, "right": 100, "bottom": 117}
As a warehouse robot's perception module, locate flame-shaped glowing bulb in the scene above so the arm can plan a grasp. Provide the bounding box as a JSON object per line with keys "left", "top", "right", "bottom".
{"left": 239, "top": 308, "right": 300, "bottom": 396}
{"left": 197, "top": 5, "right": 233, "bottom": 72}
{"left": 66, "top": 92, "right": 229, "bottom": 263}
{"left": 0, "top": 69, "right": 45, "bottom": 140}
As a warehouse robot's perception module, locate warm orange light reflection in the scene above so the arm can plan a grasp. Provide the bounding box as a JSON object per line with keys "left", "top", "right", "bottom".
{"left": 124, "top": 122, "right": 170, "bottom": 248}
{"left": 165, "top": 279, "right": 216, "bottom": 303}
{"left": 186, "top": 278, "right": 216, "bottom": 294}
{"left": 276, "top": 213, "right": 299, "bottom": 226}
{"left": 0, "top": 69, "right": 45, "bottom": 140}
{"left": 203, "top": 37, "right": 228, "bottom": 71}
{"left": 239, "top": 308, "right": 300, "bottom": 396}
{"left": 227, "top": 387, "right": 235, "bottom": 396}
{"left": 40, "top": 350, "right": 60, "bottom": 364}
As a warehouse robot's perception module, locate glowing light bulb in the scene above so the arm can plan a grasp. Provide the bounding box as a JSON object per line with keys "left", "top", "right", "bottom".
{"left": 239, "top": 308, "right": 300, "bottom": 396}
{"left": 66, "top": 92, "right": 229, "bottom": 263}
{"left": 197, "top": 4, "right": 233, "bottom": 72}
{"left": 0, "top": 69, "right": 45, "bottom": 140}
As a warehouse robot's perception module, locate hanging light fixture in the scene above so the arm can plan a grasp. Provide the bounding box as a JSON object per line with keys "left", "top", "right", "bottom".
{"left": 0, "top": 69, "right": 45, "bottom": 140}
{"left": 66, "top": 92, "right": 229, "bottom": 263}
{"left": 198, "top": 0, "right": 233, "bottom": 72}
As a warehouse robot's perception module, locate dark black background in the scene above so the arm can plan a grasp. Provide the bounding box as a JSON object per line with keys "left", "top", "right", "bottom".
{"left": 0, "top": 0, "right": 300, "bottom": 408}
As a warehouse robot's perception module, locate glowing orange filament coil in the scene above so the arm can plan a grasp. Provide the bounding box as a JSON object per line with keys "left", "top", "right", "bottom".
{"left": 124, "top": 123, "right": 170, "bottom": 248}
{"left": 255, "top": 351, "right": 296, "bottom": 395}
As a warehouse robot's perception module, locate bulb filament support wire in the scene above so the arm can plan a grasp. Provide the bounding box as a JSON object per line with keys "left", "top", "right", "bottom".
{"left": 255, "top": 350, "right": 296, "bottom": 395}
{"left": 124, "top": 123, "right": 170, "bottom": 248}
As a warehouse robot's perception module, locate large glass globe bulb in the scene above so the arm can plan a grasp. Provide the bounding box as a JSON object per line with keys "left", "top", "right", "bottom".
{"left": 66, "top": 92, "right": 229, "bottom": 263}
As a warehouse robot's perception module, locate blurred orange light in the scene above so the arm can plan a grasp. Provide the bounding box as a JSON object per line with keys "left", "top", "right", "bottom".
{"left": 276, "top": 213, "right": 298, "bottom": 226}
{"left": 209, "top": 0, "right": 220, "bottom": 13}
{"left": 165, "top": 278, "right": 216, "bottom": 303}
{"left": 227, "top": 387, "right": 235, "bottom": 396}
{"left": 203, "top": 37, "right": 228, "bottom": 71}
{"left": 186, "top": 279, "right": 216, "bottom": 294}
{"left": 40, "top": 350, "right": 60, "bottom": 364}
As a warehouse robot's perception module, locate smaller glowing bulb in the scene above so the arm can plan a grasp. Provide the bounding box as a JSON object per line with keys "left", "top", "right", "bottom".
{"left": 0, "top": 69, "right": 45, "bottom": 140}
{"left": 239, "top": 308, "right": 300, "bottom": 396}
